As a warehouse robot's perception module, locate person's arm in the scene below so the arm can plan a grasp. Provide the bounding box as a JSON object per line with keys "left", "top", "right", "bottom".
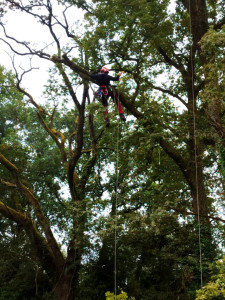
{"left": 90, "top": 73, "right": 99, "bottom": 80}
{"left": 107, "top": 74, "right": 120, "bottom": 81}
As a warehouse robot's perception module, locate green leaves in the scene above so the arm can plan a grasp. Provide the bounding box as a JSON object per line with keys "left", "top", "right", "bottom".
{"left": 105, "top": 291, "right": 135, "bottom": 300}
{"left": 2, "top": 0, "right": 225, "bottom": 298}
{"left": 196, "top": 257, "right": 225, "bottom": 300}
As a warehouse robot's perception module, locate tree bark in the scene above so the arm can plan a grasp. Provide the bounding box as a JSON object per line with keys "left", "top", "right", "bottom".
{"left": 53, "top": 270, "right": 75, "bottom": 300}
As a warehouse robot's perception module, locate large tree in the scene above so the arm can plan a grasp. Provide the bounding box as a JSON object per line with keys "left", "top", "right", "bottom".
{"left": 0, "top": 0, "right": 225, "bottom": 299}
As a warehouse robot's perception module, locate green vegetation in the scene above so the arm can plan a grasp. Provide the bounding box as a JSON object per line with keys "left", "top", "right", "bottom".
{"left": 0, "top": 1, "right": 225, "bottom": 299}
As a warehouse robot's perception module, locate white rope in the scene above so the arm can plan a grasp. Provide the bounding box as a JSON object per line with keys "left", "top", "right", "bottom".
{"left": 189, "top": 0, "right": 203, "bottom": 287}
{"left": 114, "top": 121, "right": 119, "bottom": 300}
{"left": 114, "top": 86, "right": 120, "bottom": 300}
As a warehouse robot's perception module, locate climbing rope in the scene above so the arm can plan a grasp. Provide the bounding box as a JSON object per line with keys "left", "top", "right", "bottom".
{"left": 114, "top": 86, "right": 120, "bottom": 300}
{"left": 114, "top": 120, "right": 119, "bottom": 300}
{"left": 189, "top": 0, "right": 203, "bottom": 287}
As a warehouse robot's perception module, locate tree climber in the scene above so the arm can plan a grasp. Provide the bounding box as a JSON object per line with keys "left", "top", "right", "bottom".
{"left": 91, "top": 67, "right": 126, "bottom": 127}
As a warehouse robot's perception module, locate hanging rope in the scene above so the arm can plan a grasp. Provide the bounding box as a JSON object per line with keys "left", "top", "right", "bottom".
{"left": 114, "top": 120, "right": 119, "bottom": 300}
{"left": 189, "top": 0, "right": 203, "bottom": 287}
{"left": 114, "top": 86, "right": 120, "bottom": 300}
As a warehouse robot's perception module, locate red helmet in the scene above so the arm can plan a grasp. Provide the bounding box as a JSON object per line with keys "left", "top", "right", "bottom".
{"left": 100, "top": 67, "right": 109, "bottom": 73}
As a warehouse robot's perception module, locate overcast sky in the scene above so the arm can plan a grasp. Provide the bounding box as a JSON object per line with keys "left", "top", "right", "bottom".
{"left": 0, "top": 1, "right": 176, "bottom": 105}
{"left": 0, "top": 2, "right": 84, "bottom": 100}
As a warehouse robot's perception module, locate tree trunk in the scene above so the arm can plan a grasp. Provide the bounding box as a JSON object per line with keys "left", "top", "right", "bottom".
{"left": 53, "top": 271, "right": 75, "bottom": 300}
{"left": 188, "top": 158, "right": 209, "bottom": 223}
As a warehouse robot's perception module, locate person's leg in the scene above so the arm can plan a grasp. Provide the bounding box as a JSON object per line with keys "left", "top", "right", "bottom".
{"left": 102, "top": 95, "right": 110, "bottom": 127}
{"left": 110, "top": 90, "right": 126, "bottom": 122}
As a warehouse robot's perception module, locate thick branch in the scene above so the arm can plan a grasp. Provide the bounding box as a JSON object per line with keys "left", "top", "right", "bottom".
{"left": 67, "top": 94, "right": 86, "bottom": 201}
{"left": 0, "top": 200, "right": 58, "bottom": 275}
{"left": 50, "top": 54, "right": 91, "bottom": 81}
{"left": 116, "top": 96, "right": 190, "bottom": 182}
{"left": 158, "top": 47, "right": 187, "bottom": 76}
{"left": 157, "top": 137, "right": 189, "bottom": 179}
{"left": 0, "top": 152, "right": 64, "bottom": 267}
{"left": 37, "top": 112, "right": 67, "bottom": 163}
{"left": 56, "top": 63, "right": 81, "bottom": 110}
{"left": 0, "top": 177, "right": 16, "bottom": 188}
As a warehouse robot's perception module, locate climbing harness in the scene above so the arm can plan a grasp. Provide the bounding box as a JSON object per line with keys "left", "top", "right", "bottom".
{"left": 189, "top": 0, "right": 203, "bottom": 287}
{"left": 96, "top": 85, "right": 112, "bottom": 100}
{"left": 100, "top": 85, "right": 110, "bottom": 96}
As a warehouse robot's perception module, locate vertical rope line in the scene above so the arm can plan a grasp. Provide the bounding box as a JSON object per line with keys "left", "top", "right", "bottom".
{"left": 114, "top": 121, "right": 119, "bottom": 300}
{"left": 114, "top": 87, "right": 120, "bottom": 299}
{"left": 189, "top": 0, "right": 203, "bottom": 287}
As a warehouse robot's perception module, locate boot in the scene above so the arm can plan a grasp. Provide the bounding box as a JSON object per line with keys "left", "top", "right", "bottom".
{"left": 105, "top": 117, "right": 110, "bottom": 127}
{"left": 119, "top": 113, "right": 126, "bottom": 122}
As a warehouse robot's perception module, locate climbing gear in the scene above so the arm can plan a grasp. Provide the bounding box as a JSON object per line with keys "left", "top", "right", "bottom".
{"left": 94, "top": 77, "right": 126, "bottom": 127}
{"left": 96, "top": 85, "right": 112, "bottom": 98}
{"left": 100, "top": 66, "right": 109, "bottom": 73}
{"left": 100, "top": 85, "right": 110, "bottom": 96}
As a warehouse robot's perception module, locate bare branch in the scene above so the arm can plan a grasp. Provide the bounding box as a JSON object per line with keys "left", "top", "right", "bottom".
{"left": 9, "top": 54, "right": 39, "bottom": 86}
{"left": 46, "top": 0, "right": 61, "bottom": 54}
{"left": 52, "top": 5, "right": 77, "bottom": 40}
{"left": 0, "top": 22, "right": 50, "bottom": 59}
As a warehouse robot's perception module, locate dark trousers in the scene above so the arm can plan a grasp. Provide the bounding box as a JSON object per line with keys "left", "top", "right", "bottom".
{"left": 97, "top": 86, "right": 124, "bottom": 118}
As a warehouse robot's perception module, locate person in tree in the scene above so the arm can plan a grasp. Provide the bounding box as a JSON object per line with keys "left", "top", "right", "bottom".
{"left": 91, "top": 67, "right": 126, "bottom": 127}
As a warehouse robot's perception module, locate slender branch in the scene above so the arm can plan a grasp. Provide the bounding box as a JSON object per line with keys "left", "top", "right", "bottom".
{"left": 53, "top": 5, "right": 80, "bottom": 43}
{"left": 171, "top": 206, "right": 225, "bottom": 224}
{"left": 151, "top": 83, "right": 188, "bottom": 108}
{"left": 0, "top": 23, "right": 50, "bottom": 59}
{"left": 46, "top": 0, "right": 61, "bottom": 54}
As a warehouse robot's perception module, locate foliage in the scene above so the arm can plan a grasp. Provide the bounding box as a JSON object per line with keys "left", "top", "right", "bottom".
{"left": 105, "top": 291, "right": 135, "bottom": 300}
{"left": 196, "top": 257, "right": 225, "bottom": 300}
{"left": 0, "top": 217, "right": 53, "bottom": 300}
